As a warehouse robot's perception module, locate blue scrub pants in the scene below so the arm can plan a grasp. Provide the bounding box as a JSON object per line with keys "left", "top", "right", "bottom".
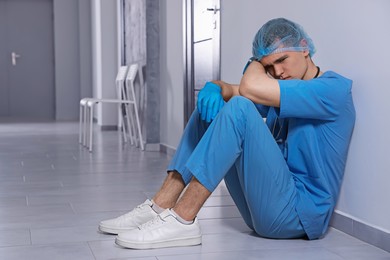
{"left": 167, "top": 96, "right": 305, "bottom": 239}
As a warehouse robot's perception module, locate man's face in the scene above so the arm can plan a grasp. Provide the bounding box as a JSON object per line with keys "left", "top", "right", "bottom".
{"left": 260, "top": 50, "right": 310, "bottom": 80}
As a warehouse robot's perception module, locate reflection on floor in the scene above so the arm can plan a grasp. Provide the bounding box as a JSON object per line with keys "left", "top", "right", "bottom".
{"left": 0, "top": 120, "right": 388, "bottom": 260}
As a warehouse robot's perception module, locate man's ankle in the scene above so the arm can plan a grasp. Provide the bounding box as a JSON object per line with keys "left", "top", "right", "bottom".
{"left": 170, "top": 209, "right": 193, "bottom": 225}
{"left": 151, "top": 200, "right": 166, "bottom": 214}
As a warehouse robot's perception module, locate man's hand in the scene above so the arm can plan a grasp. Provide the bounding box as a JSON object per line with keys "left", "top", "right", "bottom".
{"left": 197, "top": 81, "right": 225, "bottom": 123}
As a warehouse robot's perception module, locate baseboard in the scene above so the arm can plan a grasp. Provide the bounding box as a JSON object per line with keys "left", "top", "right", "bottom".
{"left": 159, "top": 143, "right": 176, "bottom": 157}
{"left": 144, "top": 142, "right": 161, "bottom": 152}
{"left": 99, "top": 125, "right": 118, "bottom": 131}
{"left": 330, "top": 211, "right": 390, "bottom": 252}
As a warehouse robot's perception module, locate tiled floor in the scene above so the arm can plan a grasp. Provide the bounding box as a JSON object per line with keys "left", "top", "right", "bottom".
{"left": 0, "top": 119, "right": 389, "bottom": 260}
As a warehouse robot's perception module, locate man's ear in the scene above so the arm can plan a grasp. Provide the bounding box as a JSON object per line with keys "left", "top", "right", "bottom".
{"left": 300, "top": 39, "right": 310, "bottom": 57}
{"left": 300, "top": 38, "right": 308, "bottom": 48}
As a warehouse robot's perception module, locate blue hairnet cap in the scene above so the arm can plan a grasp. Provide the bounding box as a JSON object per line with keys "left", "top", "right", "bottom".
{"left": 252, "top": 18, "right": 316, "bottom": 60}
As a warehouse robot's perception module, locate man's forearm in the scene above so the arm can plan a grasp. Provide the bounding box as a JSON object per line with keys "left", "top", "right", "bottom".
{"left": 239, "top": 61, "right": 280, "bottom": 107}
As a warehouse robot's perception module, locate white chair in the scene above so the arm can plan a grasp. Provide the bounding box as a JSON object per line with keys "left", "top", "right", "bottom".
{"left": 78, "top": 65, "right": 129, "bottom": 150}
{"left": 124, "top": 63, "right": 144, "bottom": 150}
{"left": 85, "top": 63, "right": 144, "bottom": 152}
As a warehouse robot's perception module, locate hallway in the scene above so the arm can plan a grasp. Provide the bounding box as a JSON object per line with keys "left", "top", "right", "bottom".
{"left": 0, "top": 120, "right": 388, "bottom": 259}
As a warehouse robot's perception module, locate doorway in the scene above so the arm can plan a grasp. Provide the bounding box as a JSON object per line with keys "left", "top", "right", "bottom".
{"left": 0, "top": 0, "right": 55, "bottom": 119}
{"left": 184, "top": 0, "right": 220, "bottom": 123}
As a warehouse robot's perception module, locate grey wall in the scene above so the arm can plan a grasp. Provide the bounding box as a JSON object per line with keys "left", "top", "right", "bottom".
{"left": 53, "top": 0, "right": 92, "bottom": 121}
{"left": 78, "top": 0, "right": 92, "bottom": 99}
{"left": 53, "top": 0, "right": 80, "bottom": 120}
{"left": 159, "top": 0, "right": 184, "bottom": 149}
{"left": 89, "top": 0, "right": 119, "bottom": 126}
{"left": 124, "top": 0, "right": 146, "bottom": 64}
{"left": 123, "top": 0, "right": 160, "bottom": 149}
{"left": 145, "top": 0, "right": 160, "bottom": 148}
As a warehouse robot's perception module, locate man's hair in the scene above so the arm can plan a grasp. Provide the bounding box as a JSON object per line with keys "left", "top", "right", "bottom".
{"left": 252, "top": 18, "right": 316, "bottom": 60}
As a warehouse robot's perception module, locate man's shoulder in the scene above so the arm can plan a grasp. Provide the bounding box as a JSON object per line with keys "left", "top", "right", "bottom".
{"left": 319, "top": 71, "right": 352, "bottom": 89}
{"left": 321, "top": 71, "right": 350, "bottom": 81}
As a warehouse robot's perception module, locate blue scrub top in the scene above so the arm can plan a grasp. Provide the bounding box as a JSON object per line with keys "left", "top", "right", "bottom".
{"left": 256, "top": 71, "right": 355, "bottom": 239}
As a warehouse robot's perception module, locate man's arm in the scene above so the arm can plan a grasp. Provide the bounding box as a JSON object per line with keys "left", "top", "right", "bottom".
{"left": 211, "top": 80, "right": 240, "bottom": 102}
{"left": 239, "top": 61, "right": 280, "bottom": 107}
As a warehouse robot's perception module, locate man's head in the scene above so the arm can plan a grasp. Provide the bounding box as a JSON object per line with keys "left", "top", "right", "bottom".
{"left": 252, "top": 18, "right": 317, "bottom": 80}
{"left": 252, "top": 18, "right": 315, "bottom": 61}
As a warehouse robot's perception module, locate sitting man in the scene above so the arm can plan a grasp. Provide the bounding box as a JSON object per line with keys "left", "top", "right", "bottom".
{"left": 99, "top": 17, "right": 356, "bottom": 249}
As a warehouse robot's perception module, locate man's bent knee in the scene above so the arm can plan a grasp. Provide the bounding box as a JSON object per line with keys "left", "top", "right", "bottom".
{"left": 223, "top": 96, "right": 258, "bottom": 118}
{"left": 228, "top": 96, "right": 254, "bottom": 108}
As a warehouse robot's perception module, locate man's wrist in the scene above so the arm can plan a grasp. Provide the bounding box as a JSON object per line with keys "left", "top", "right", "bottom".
{"left": 243, "top": 57, "right": 260, "bottom": 74}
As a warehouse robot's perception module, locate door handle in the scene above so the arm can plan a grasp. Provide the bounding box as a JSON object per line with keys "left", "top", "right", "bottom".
{"left": 11, "top": 52, "right": 21, "bottom": 66}
{"left": 206, "top": 6, "right": 220, "bottom": 14}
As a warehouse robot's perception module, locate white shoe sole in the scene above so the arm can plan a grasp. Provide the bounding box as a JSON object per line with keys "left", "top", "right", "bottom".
{"left": 115, "top": 235, "right": 202, "bottom": 249}
{"left": 99, "top": 225, "right": 135, "bottom": 235}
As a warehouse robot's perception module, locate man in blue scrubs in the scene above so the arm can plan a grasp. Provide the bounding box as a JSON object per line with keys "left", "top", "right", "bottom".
{"left": 99, "top": 18, "right": 355, "bottom": 249}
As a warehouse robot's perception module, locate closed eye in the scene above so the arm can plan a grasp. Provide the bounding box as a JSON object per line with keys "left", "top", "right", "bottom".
{"left": 274, "top": 55, "right": 288, "bottom": 64}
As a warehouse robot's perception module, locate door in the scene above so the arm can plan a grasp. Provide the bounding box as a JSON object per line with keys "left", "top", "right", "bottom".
{"left": 184, "top": 0, "right": 220, "bottom": 123}
{"left": 0, "top": 0, "right": 54, "bottom": 119}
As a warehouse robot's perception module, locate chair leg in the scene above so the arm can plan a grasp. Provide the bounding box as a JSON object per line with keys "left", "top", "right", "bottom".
{"left": 83, "top": 103, "right": 88, "bottom": 147}
{"left": 129, "top": 105, "right": 138, "bottom": 146}
{"left": 88, "top": 103, "right": 94, "bottom": 152}
{"left": 84, "top": 104, "right": 89, "bottom": 148}
{"left": 116, "top": 102, "right": 126, "bottom": 144}
{"left": 119, "top": 84, "right": 131, "bottom": 145}
{"left": 79, "top": 104, "right": 83, "bottom": 144}
{"left": 120, "top": 104, "right": 128, "bottom": 144}
{"left": 124, "top": 104, "right": 134, "bottom": 145}
{"left": 133, "top": 103, "right": 144, "bottom": 151}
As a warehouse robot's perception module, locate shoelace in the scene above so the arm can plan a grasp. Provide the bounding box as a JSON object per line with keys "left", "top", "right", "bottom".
{"left": 120, "top": 203, "right": 146, "bottom": 219}
{"left": 139, "top": 215, "right": 165, "bottom": 230}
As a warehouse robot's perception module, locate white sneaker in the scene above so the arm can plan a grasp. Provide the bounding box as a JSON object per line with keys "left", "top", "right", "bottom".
{"left": 99, "top": 199, "right": 158, "bottom": 235}
{"left": 115, "top": 209, "right": 202, "bottom": 249}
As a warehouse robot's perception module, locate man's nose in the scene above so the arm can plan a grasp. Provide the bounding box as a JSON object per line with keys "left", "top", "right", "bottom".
{"left": 274, "top": 65, "right": 284, "bottom": 79}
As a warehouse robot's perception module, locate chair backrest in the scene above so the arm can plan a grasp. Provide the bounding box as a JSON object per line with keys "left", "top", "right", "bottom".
{"left": 138, "top": 60, "right": 146, "bottom": 88}
{"left": 115, "top": 66, "right": 128, "bottom": 99}
{"left": 125, "top": 63, "right": 145, "bottom": 134}
{"left": 116, "top": 66, "right": 128, "bottom": 82}
{"left": 124, "top": 64, "right": 139, "bottom": 100}
{"left": 126, "top": 63, "right": 139, "bottom": 82}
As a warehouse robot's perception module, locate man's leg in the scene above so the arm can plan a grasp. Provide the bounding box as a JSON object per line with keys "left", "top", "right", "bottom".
{"left": 150, "top": 108, "right": 214, "bottom": 219}
{"left": 112, "top": 97, "right": 246, "bottom": 249}
{"left": 169, "top": 96, "right": 269, "bottom": 223}
{"left": 224, "top": 164, "right": 305, "bottom": 239}
{"left": 166, "top": 109, "right": 210, "bottom": 185}
{"left": 151, "top": 108, "right": 213, "bottom": 211}
{"left": 182, "top": 96, "right": 305, "bottom": 238}
{"left": 172, "top": 177, "right": 211, "bottom": 221}
{"left": 152, "top": 170, "right": 186, "bottom": 209}
{"left": 151, "top": 96, "right": 250, "bottom": 222}
{"left": 99, "top": 110, "right": 209, "bottom": 235}
{"left": 115, "top": 96, "right": 258, "bottom": 249}
{"left": 221, "top": 102, "right": 305, "bottom": 239}
{"left": 115, "top": 96, "right": 302, "bottom": 249}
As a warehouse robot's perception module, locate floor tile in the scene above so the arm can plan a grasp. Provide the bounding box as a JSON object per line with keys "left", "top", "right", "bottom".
{"left": 157, "top": 247, "right": 344, "bottom": 260}
{"left": 0, "top": 228, "right": 31, "bottom": 247}
{"left": 0, "top": 243, "right": 95, "bottom": 260}
{"left": 30, "top": 226, "right": 112, "bottom": 245}
{"left": 326, "top": 244, "right": 390, "bottom": 259}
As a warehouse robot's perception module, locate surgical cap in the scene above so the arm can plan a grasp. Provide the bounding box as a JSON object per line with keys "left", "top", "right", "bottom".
{"left": 252, "top": 18, "right": 316, "bottom": 60}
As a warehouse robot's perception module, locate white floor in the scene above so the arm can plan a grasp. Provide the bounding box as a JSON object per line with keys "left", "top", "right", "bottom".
{"left": 0, "top": 119, "right": 389, "bottom": 260}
